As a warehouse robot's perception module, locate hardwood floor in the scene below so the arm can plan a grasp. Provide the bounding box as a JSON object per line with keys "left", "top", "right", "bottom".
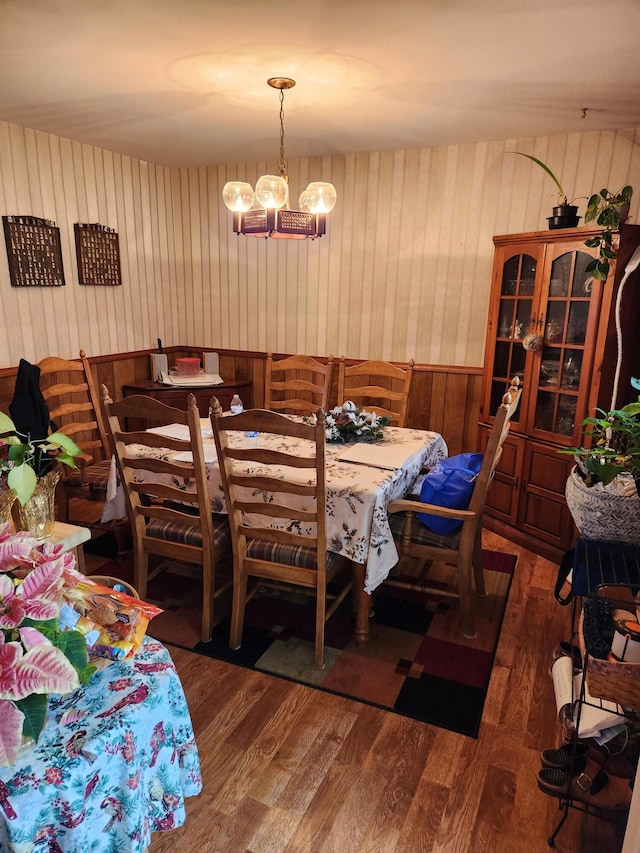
{"left": 83, "top": 528, "right": 628, "bottom": 852}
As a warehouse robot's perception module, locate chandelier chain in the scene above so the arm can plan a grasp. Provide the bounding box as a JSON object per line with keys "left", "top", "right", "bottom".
{"left": 278, "top": 88, "right": 287, "bottom": 179}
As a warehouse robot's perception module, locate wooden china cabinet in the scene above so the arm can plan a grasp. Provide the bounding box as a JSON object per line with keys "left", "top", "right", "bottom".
{"left": 479, "top": 224, "right": 640, "bottom": 562}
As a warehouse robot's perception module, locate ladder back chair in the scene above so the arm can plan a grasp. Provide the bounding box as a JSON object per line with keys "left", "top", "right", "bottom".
{"left": 210, "top": 403, "right": 352, "bottom": 670}
{"left": 264, "top": 353, "right": 334, "bottom": 416}
{"left": 385, "top": 378, "right": 522, "bottom": 639}
{"left": 37, "top": 350, "right": 129, "bottom": 556}
{"left": 337, "top": 358, "right": 415, "bottom": 427}
{"left": 101, "top": 387, "right": 232, "bottom": 643}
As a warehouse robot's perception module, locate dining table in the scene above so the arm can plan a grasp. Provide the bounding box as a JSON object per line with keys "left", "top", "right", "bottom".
{"left": 0, "top": 637, "right": 202, "bottom": 853}
{"left": 102, "top": 418, "right": 448, "bottom": 644}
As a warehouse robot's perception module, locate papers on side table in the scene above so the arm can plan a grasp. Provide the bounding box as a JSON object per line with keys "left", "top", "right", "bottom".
{"left": 158, "top": 371, "right": 223, "bottom": 387}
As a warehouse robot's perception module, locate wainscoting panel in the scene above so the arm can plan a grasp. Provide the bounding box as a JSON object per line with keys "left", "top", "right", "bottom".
{"left": 0, "top": 350, "right": 482, "bottom": 458}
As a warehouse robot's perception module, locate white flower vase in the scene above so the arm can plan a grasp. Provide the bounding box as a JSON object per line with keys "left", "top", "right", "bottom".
{"left": 16, "top": 470, "right": 61, "bottom": 540}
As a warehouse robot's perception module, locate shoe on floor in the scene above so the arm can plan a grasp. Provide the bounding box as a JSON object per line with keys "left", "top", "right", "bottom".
{"left": 541, "top": 742, "right": 589, "bottom": 771}
{"left": 537, "top": 757, "right": 632, "bottom": 812}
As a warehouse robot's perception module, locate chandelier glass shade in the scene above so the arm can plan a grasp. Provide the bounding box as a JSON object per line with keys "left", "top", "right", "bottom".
{"left": 222, "top": 78, "right": 336, "bottom": 239}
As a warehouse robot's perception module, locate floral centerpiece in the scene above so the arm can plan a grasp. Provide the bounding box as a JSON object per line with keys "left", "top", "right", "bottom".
{"left": 307, "top": 401, "right": 391, "bottom": 443}
{"left": 0, "top": 411, "right": 82, "bottom": 506}
{"left": 0, "top": 523, "right": 94, "bottom": 766}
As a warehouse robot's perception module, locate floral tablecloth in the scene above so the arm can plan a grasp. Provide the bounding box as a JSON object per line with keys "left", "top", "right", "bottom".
{"left": 102, "top": 425, "right": 447, "bottom": 593}
{"left": 0, "top": 637, "right": 202, "bottom": 852}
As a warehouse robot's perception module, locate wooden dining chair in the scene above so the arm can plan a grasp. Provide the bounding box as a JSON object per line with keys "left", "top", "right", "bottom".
{"left": 385, "top": 378, "right": 522, "bottom": 638}
{"left": 210, "top": 403, "right": 352, "bottom": 670}
{"left": 37, "top": 350, "right": 130, "bottom": 556}
{"left": 337, "top": 358, "right": 415, "bottom": 426}
{"left": 264, "top": 352, "right": 334, "bottom": 415}
{"left": 101, "top": 387, "right": 232, "bottom": 643}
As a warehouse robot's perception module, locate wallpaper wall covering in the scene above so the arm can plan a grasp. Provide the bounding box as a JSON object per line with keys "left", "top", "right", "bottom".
{"left": 0, "top": 119, "right": 638, "bottom": 369}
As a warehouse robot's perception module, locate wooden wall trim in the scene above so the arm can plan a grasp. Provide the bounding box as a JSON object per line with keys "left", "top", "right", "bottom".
{"left": 0, "top": 346, "right": 483, "bottom": 456}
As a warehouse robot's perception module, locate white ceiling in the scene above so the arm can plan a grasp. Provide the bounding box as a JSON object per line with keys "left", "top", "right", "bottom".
{"left": 1, "top": 0, "right": 639, "bottom": 168}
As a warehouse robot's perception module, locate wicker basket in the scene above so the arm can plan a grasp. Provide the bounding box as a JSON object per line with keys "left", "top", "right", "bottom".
{"left": 565, "top": 466, "right": 640, "bottom": 544}
{"left": 89, "top": 575, "right": 140, "bottom": 599}
{"left": 578, "top": 607, "right": 640, "bottom": 712}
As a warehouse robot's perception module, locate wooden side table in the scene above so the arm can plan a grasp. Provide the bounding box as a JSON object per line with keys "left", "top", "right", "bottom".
{"left": 121, "top": 379, "right": 253, "bottom": 430}
{"left": 50, "top": 520, "right": 92, "bottom": 573}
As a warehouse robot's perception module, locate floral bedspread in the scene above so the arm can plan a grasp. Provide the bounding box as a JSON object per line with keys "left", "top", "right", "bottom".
{"left": 0, "top": 637, "right": 202, "bottom": 852}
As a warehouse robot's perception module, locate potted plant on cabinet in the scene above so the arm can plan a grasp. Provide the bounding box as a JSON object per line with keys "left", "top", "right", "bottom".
{"left": 563, "top": 377, "right": 640, "bottom": 543}
{"left": 583, "top": 185, "right": 634, "bottom": 280}
{"left": 511, "top": 153, "right": 581, "bottom": 229}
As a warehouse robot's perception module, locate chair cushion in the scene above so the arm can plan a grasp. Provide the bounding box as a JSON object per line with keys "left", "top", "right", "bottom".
{"left": 245, "top": 538, "right": 344, "bottom": 572}
{"left": 416, "top": 455, "right": 482, "bottom": 534}
{"left": 146, "top": 514, "right": 231, "bottom": 552}
{"left": 389, "top": 510, "right": 460, "bottom": 549}
{"left": 63, "top": 458, "right": 112, "bottom": 495}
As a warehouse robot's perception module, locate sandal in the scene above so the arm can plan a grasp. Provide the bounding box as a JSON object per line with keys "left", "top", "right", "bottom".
{"left": 588, "top": 739, "right": 638, "bottom": 780}
{"left": 537, "top": 757, "right": 632, "bottom": 812}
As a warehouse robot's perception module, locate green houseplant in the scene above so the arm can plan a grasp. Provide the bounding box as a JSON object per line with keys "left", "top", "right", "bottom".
{"left": 0, "top": 412, "right": 81, "bottom": 505}
{"left": 583, "top": 185, "right": 634, "bottom": 280}
{"left": 563, "top": 378, "right": 640, "bottom": 542}
{"left": 565, "top": 377, "right": 640, "bottom": 489}
{"left": 511, "top": 153, "right": 580, "bottom": 228}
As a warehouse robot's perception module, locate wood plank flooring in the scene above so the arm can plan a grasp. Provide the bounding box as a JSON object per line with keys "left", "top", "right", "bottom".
{"left": 83, "top": 529, "right": 628, "bottom": 852}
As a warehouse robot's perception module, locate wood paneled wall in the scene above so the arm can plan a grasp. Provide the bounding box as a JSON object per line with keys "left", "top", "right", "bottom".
{"left": 0, "top": 120, "right": 639, "bottom": 372}
{"left": 0, "top": 349, "right": 482, "bottom": 456}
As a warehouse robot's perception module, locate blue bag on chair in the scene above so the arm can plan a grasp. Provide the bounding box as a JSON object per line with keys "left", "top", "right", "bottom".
{"left": 417, "top": 453, "right": 483, "bottom": 535}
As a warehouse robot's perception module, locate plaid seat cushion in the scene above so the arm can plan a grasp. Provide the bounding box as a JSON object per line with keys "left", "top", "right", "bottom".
{"left": 146, "top": 514, "right": 231, "bottom": 552}
{"left": 388, "top": 510, "right": 460, "bottom": 549}
{"left": 64, "top": 458, "right": 112, "bottom": 495}
{"left": 246, "top": 538, "right": 345, "bottom": 572}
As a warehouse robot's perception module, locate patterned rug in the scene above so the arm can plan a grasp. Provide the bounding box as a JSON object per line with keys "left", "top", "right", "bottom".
{"left": 91, "top": 547, "right": 516, "bottom": 738}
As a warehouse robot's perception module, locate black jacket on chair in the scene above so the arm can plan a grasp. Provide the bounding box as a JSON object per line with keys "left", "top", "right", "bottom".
{"left": 9, "top": 358, "right": 54, "bottom": 440}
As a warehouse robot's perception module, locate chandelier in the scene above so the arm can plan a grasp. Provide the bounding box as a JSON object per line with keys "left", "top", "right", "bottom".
{"left": 222, "top": 78, "right": 337, "bottom": 240}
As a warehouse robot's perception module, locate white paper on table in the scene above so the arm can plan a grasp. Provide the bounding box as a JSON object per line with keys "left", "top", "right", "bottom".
{"left": 173, "top": 444, "right": 218, "bottom": 463}
{"left": 337, "top": 442, "right": 413, "bottom": 470}
{"left": 146, "top": 420, "right": 213, "bottom": 440}
{"left": 158, "top": 372, "right": 223, "bottom": 387}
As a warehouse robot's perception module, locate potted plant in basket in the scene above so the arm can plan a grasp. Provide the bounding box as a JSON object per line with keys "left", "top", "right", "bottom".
{"left": 562, "top": 378, "right": 640, "bottom": 543}
{"left": 583, "top": 185, "right": 634, "bottom": 280}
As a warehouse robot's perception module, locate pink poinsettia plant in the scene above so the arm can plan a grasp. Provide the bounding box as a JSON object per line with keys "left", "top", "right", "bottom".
{"left": 0, "top": 523, "right": 94, "bottom": 766}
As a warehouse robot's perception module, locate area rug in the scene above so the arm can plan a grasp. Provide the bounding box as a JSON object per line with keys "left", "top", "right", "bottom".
{"left": 91, "top": 547, "right": 516, "bottom": 738}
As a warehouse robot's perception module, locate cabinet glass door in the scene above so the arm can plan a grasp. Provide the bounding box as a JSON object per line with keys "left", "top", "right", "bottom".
{"left": 531, "top": 249, "right": 595, "bottom": 440}
{"left": 488, "top": 252, "right": 537, "bottom": 421}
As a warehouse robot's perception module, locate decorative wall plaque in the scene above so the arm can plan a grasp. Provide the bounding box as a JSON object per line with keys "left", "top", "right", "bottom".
{"left": 2, "top": 215, "right": 65, "bottom": 287}
{"left": 74, "top": 222, "right": 122, "bottom": 286}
